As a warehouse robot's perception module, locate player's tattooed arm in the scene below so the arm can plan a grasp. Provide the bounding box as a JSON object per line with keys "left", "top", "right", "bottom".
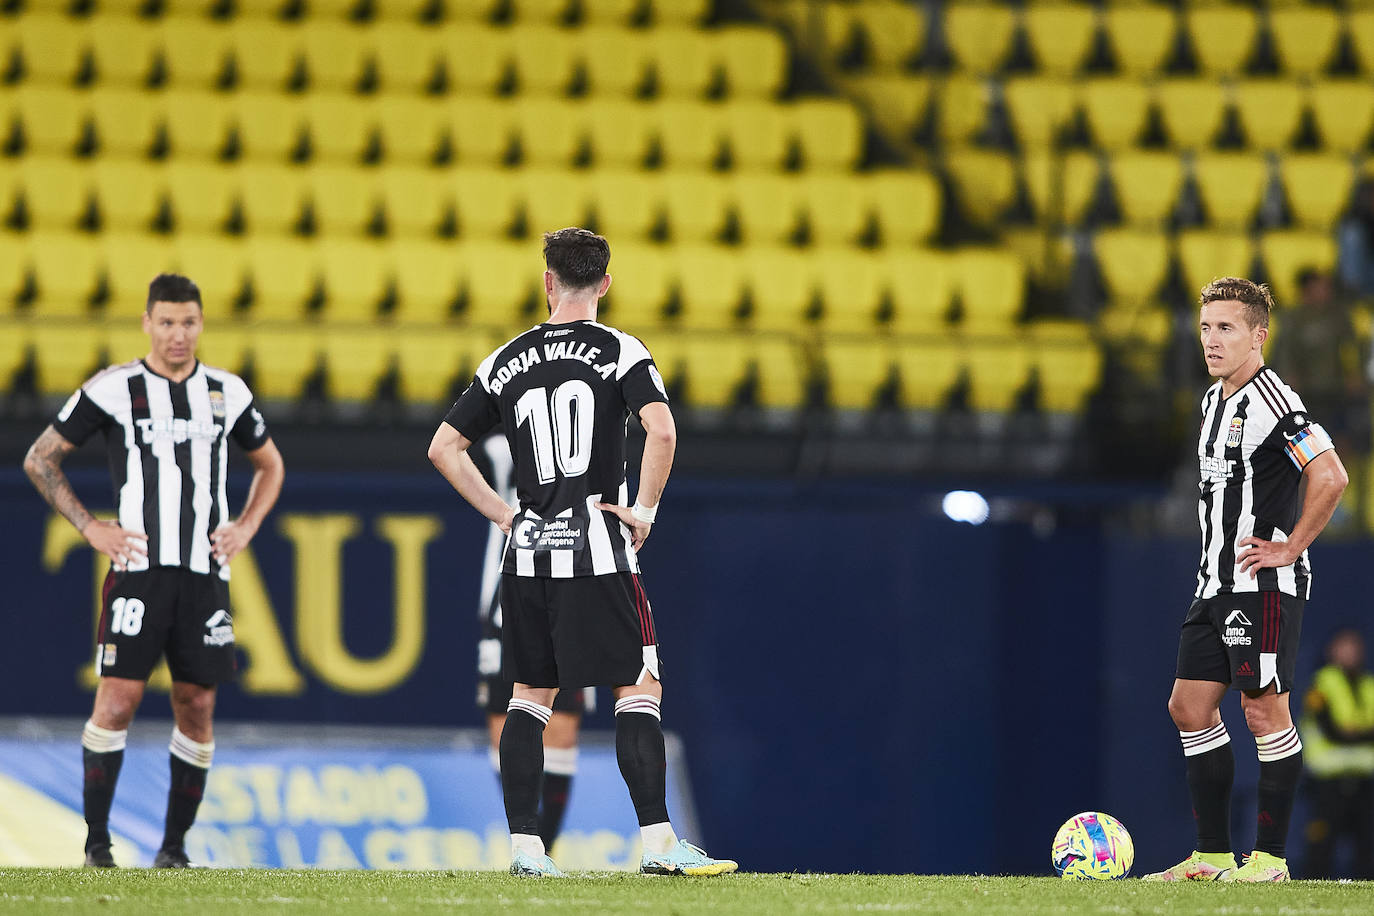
{"left": 23, "top": 426, "right": 147, "bottom": 571}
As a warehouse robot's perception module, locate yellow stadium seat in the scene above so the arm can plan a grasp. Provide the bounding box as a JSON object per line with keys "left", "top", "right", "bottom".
{"left": 661, "top": 171, "right": 728, "bottom": 242}
{"left": 649, "top": 0, "right": 710, "bottom": 27}
{"left": 388, "top": 239, "right": 462, "bottom": 323}
{"left": 743, "top": 246, "right": 814, "bottom": 332}
{"left": 653, "top": 100, "right": 724, "bottom": 170}
{"left": 1185, "top": 5, "right": 1258, "bottom": 77}
{"left": 511, "top": 0, "right": 576, "bottom": 24}
{"left": 1231, "top": 80, "right": 1304, "bottom": 151}
{"left": 1110, "top": 151, "right": 1184, "bottom": 226}
{"left": 1022, "top": 151, "right": 1100, "bottom": 227}
{"left": 236, "top": 0, "right": 296, "bottom": 16}
{"left": 651, "top": 28, "right": 715, "bottom": 98}
{"left": 88, "top": 15, "right": 159, "bottom": 87}
{"left": 26, "top": 232, "right": 102, "bottom": 317}
{"left": 306, "top": 93, "right": 379, "bottom": 164}
{"left": 373, "top": 23, "right": 444, "bottom": 94}
{"left": 321, "top": 325, "right": 392, "bottom": 402}
{"left": 301, "top": 21, "right": 371, "bottom": 92}
{"left": 602, "top": 241, "right": 670, "bottom": 327}
{"left": 896, "top": 339, "right": 965, "bottom": 411}
{"left": 315, "top": 238, "right": 389, "bottom": 322}
{"left": 248, "top": 324, "right": 321, "bottom": 401}
{"left": 1348, "top": 10, "right": 1374, "bottom": 76}
{"left": 716, "top": 26, "right": 788, "bottom": 98}
{"left": 965, "top": 339, "right": 1033, "bottom": 412}
{"left": 866, "top": 170, "right": 940, "bottom": 247}
{"left": 1002, "top": 77, "right": 1078, "bottom": 151}
{"left": 852, "top": 0, "right": 926, "bottom": 70}
{"left": 88, "top": 87, "right": 161, "bottom": 157}
{"left": 1103, "top": 3, "right": 1175, "bottom": 77}
{"left": 1031, "top": 331, "right": 1102, "bottom": 413}
{"left": 32, "top": 321, "right": 105, "bottom": 395}
{"left": 1192, "top": 152, "right": 1270, "bottom": 229}
{"left": 956, "top": 248, "right": 1024, "bottom": 332}
{"left": 1269, "top": 7, "right": 1340, "bottom": 77}
{"left": 447, "top": 0, "right": 504, "bottom": 20}
{"left": 944, "top": 1, "right": 1016, "bottom": 74}
{"left": 451, "top": 168, "right": 518, "bottom": 238}
{"left": 816, "top": 248, "right": 885, "bottom": 334}
{"left": 1260, "top": 230, "right": 1337, "bottom": 307}
{"left": 307, "top": 164, "right": 380, "bottom": 236}
{"left": 1081, "top": 78, "right": 1152, "bottom": 150}
{"left": 13, "top": 85, "right": 88, "bottom": 155}
{"left": 236, "top": 163, "right": 309, "bottom": 235}
{"left": 1155, "top": 78, "right": 1227, "bottom": 149}
{"left": 729, "top": 173, "right": 801, "bottom": 245}
{"left": 887, "top": 248, "right": 955, "bottom": 334}
{"left": 166, "top": 162, "right": 236, "bottom": 234}
{"left": 934, "top": 75, "right": 990, "bottom": 145}
{"left": 0, "top": 221, "right": 26, "bottom": 307}
{"left": 1309, "top": 81, "right": 1374, "bottom": 153}
{"left": 673, "top": 245, "right": 746, "bottom": 330}
{"left": 1177, "top": 230, "right": 1255, "bottom": 299}
{"left": 443, "top": 27, "right": 512, "bottom": 94}
{"left": 589, "top": 169, "right": 660, "bottom": 241}
{"left": 1097, "top": 302, "right": 1172, "bottom": 348}
{"left": 16, "top": 14, "right": 88, "bottom": 85}
{"left": 101, "top": 234, "right": 176, "bottom": 310}
{"left": 449, "top": 97, "right": 515, "bottom": 166}
{"left": 512, "top": 97, "right": 587, "bottom": 168}
{"left": 393, "top": 326, "right": 493, "bottom": 404}
{"left": 944, "top": 148, "right": 1016, "bottom": 226}
{"left": 1023, "top": 2, "right": 1098, "bottom": 77}
{"left": 158, "top": 18, "right": 234, "bottom": 89}
{"left": 584, "top": 98, "right": 654, "bottom": 167}
{"left": 459, "top": 241, "right": 540, "bottom": 327}
{"left": 751, "top": 334, "right": 805, "bottom": 409}
{"left": 580, "top": 27, "right": 652, "bottom": 97}
{"left": 508, "top": 25, "right": 579, "bottom": 95}
{"left": 103, "top": 318, "right": 151, "bottom": 368}
{"left": 92, "top": 160, "right": 164, "bottom": 232}
{"left": 1094, "top": 229, "right": 1171, "bottom": 305}
{"left": 373, "top": 97, "right": 448, "bottom": 166}
{"left": 679, "top": 333, "right": 749, "bottom": 409}
{"left": 721, "top": 99, "right": 791, "bottom": 171}
{"left": 821, "top": 338, "right": 895, "bottom": 410}
{"left": 801, "top": 172, "right": 870, "bottom": 246}
{"left": 848, "top": 74, "right": 931, "bottom": 139}
{"left": 582, "top": 0, "right": 640, "bottom": 26}
{"left": 0, "top": 319, "right": 31, "bottom": 380}
{"left": 1002, "top": 227, "right": 1075, "bottom": 289}
{"left": 1279, "top": 154, "right": 1354, "bottom": 232}
{"left": 247, "top": 236, "right": 318, "bottom": 320}
{"left": 231, "top": 93, "right": 308, "bottom": 162}
{"left": 227, "top": 19, "right": 305, "bottom": 92}
{"left": 791, "top": 99, "right": 864, "bottom": 170}
{"left": 18, "top": 159, "right": 93, "bottom": 231}
{"left": 174, "top": 235, "right": 248, "bottom": 309}
{"left": 517, "top": 168, "right": 594, "bottom": 237}
{"left": 162, "top": 90, "right": 234, "bottom": 160}
{"left": 379, "top": 166, "right": 451, "bottom": 237}
{"left": 198, "top": 320, "right": 251, "bottom": 376}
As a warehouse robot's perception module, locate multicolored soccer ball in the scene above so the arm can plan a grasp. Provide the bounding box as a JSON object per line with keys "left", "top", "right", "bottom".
{"left": 1051, "top": 811, "right": 1134, "bottom": 880}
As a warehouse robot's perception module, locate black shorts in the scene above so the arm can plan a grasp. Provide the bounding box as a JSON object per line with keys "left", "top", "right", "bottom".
{"left": 97, "top": 567, "right": 237, "bottom": 685}
{"left": 500, "top": 571, "right": 661, "bottom": 689}
{"left": 1176, "top": 591, "right": 1304, "bottom": 694}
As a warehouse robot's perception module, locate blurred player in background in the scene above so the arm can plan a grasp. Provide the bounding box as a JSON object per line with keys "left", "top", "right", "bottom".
{"left": 22, "top": 274, "right": 285, "bottom": 868}
{"left": 471, "top": 431, "right": 591, "bottom": 854}
{"left": 430, "top": 228, "right": 735, "bottom": 878}
{"left": 1146, "top": 278, "right": 1348, "bottom": 883}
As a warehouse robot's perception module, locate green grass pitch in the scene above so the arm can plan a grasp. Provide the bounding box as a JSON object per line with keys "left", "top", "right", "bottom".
{"left": 3, "top": 870, "right": 1374, "bottom": 915}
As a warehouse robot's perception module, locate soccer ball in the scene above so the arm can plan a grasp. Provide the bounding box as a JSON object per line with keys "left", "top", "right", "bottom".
{"left": 1051, "top": 811, "right": 1134, "bottom": 880}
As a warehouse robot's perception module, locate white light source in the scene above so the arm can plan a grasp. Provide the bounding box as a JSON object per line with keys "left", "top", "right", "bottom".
{"left": 942, "top": 490, "right": 990, "bottom": 525}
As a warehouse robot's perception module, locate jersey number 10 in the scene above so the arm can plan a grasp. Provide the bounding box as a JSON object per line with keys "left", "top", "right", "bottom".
{"left": 515, "top": 380, "right": 595, "bottom": 485}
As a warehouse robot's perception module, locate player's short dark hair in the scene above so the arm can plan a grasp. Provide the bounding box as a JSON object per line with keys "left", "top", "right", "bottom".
{"left": 146, "top": 273, "right": 202, "bottom": 313}
{"left": 542, "top": 228, "right": 610, "bottom": 290}
{"left": 1198, "top": 277, "right": 1274, "bottom": 330}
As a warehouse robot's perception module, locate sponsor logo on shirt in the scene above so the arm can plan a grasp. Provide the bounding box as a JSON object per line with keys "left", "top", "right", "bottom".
{"left": 137, "top": 417, "right": 223, "bottom": 444}
{"left": 1200, "top": 455, "right": 1235, "bottom": 482}
{"left": 1226, "top": 417, "right": 1244, "bottom": 448}
{"left": 512, "top": 517, "right": 587, "bottom": 552}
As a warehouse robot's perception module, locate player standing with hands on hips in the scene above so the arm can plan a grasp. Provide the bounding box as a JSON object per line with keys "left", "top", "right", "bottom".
{"left": 429, "top": 228, "right": 736, "bottom": 877}
{"left": 1145, "top": 278, "right": 1348, "bottom": 883}
{"left": 23, "top": 274, "right": 284, "bottom": 868}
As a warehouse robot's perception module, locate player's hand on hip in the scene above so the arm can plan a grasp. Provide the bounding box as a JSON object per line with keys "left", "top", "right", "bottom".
{"left": 82, "top": 520, "right": 147, "bottom": 572}
{"left": 498, "top": 505, "right": 516, "bottom": 535}
{"left": 1236, "top": 536, "right": 1296, "bottom": 577}
{"left": 594, "top": 502, "right": 652, "bottom": 552}
{"left": 210, "top": 519, "right": 258, "bottom": 566}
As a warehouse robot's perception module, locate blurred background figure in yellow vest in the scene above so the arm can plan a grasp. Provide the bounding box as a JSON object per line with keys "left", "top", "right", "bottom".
{"left": 1302, "top": 629, "right": 1374, "bottom": 879}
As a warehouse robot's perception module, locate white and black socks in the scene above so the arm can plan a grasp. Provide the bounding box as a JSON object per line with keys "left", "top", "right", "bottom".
{"left": 81, "top": 720, "right": 127, "bottom": 852}
{"left": 614, "top": 695, "right": 676, "bottom": 855}
{"left": 1181, "top": 722, "right": 1234, "bottom": 854}
{"left": 164, "top": 728, "right": 214, "bottom": 854}
{"left": 502, "top": 699, "right": 551, "bottom": 849}
{"left": 1255, "top": 727, "right": 1303, "bottom": 857}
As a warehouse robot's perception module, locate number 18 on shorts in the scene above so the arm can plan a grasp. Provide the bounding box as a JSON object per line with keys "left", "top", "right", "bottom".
{"left": 97, "top": 568, "right": 237, "bottom": 684}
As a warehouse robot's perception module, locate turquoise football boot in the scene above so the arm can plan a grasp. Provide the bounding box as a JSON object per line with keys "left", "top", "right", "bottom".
{"left": 510, "top": 850, "right": 564, "bottom": 877}
{"left": 640, "top": 840, "right": 738, "bottom": 876}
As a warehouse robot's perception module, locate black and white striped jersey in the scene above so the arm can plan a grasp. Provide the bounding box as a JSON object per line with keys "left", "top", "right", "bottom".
{"left": 1195, "top": 366, "right": 1334, "bottom": 600}
{"left": 471, "top": 432, "right": 516, "bottom": 631}
{"left": 51, "top": 359, "right": 271, "bottom": 582}
{"left": 444, "top": 320, "right": 669, "bottom": 578}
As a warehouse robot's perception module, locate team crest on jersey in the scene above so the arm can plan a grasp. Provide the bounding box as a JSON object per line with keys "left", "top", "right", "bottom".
{"left": 1226, "top": 417, "right": 1244, "bottom": 448}
{"left": 208, "top": 390, "right": 226, "bottom": 419}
